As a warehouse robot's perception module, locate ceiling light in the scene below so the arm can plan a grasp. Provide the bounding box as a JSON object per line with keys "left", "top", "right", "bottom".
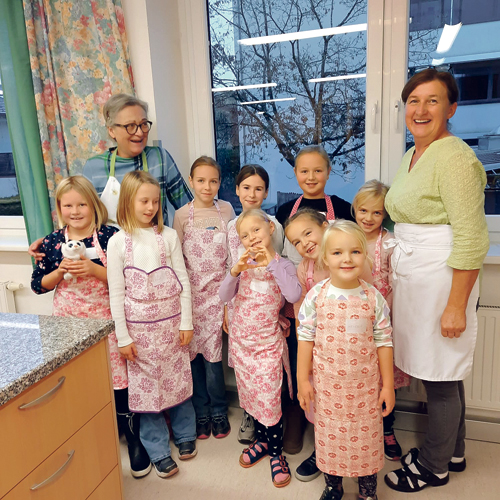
{"left": 435, "top": 23, "right": 462, "bottom": 54}
{"left": 240, "top": 97, "right": 296, "bottom": 105}
{"left": 309, "top": 73, "right": 366, "bottom": 83}
{"left": 212, "top": 83, "right": 277, "bottom": 92}
{"left": 238, "top": 24, "right": 367, "bottom": 46}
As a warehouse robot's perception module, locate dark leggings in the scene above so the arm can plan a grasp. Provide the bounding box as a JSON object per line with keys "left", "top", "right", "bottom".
{"left": 325, "top": 472, "right": 377, "bottom": 498}
{"left": 114, "top": 387, "right": 130, "bottom": 414}
{"left": 255, "top": 417, "right": 284, "bottom": 457}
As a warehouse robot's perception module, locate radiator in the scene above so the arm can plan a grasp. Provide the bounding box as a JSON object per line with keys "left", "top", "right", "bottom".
{"left": 397, "top": 306, "right": 500, "bottom": 413}
{"left": 0, "top": 281, "right": 23, "bottom": 313}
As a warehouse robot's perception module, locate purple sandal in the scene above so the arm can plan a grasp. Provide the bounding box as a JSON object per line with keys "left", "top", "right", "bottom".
{"left": 239, "top": 441, "right": 268, "bottom": 468}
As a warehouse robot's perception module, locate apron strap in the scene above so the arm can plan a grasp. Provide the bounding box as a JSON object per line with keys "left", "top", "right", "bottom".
{"left": 153, "top": 225, "right": 168, "bottom": 267}
{"left": 306, "top": 258, "right": 315, "bottom": 291}
{"left": 124, "top": 233, "right": 134, "bottom": 268}
{"left": 213, "top": 199, "right": 227, "bottom": 231}
{"left": 373, "top": 227, "right": 383, "bottom": 275}
{"left": 109, "top": 149, "right": 148, "bottom": 178}
{"left": 290, "top": 195, "right": 303, "bottom": 217}
{"left": 289, "top": 194, "right": 335, "bottom": 221}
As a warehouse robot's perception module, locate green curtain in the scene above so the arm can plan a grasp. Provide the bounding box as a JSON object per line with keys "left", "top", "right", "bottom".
{"left": 0, "top": 0, "right": 52, "bottom": 244}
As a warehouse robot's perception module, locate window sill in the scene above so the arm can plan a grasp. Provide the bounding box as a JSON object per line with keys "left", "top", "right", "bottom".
{"left": 0, "top": 234, "right": 29, "bottom": 252}
{"left": 484, "top": 244, "right": 500, "bottom": 265}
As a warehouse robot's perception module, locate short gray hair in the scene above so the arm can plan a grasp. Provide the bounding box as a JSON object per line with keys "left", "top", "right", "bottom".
{"left": 103, "top": 93, "right": 149, "bottom": 127}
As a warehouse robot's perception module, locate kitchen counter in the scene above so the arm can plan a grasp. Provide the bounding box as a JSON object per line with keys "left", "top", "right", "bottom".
{"left": 0, "top": 313, "right": 113, "bottom": 407}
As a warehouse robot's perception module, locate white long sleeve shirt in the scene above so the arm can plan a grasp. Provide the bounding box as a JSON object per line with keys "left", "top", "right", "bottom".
{"left": 107, "top": 226, "right": 193, "bottom": 347}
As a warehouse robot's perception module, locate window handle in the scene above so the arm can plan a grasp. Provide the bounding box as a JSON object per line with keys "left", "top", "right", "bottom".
{"left": 371, "top": 101, "right": 378, "bottom": 132}
{"left": 394, "top": 100, "right": 401, "bottom": 132}
{"left": 18, "top": 376, "right": 66, "bottom": 410}
{"left": 30, "top": 450, "right": 75, "bottom": 490}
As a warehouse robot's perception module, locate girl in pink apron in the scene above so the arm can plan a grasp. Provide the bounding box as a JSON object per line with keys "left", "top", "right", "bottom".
{"left": 30, "top": 176, "right": 151, "bottom": 478}
{"left": 107, "top": 171, "right": 196, "bottom": 480}
{"left": 219, "top": 209, "right": 302, "bottom": 488}
{"left": 297, "top": 220, "right": 394, "bottom": 500}
{"left": 226, "top": 164, "right": 284, "bottom": 445}
{"left": 275, "top": 145, "right": 354, "bottom": 456}
{"left": 352, "top": 180, "right": 411, "bottom": 462}
{"left": 173, "top": 156, "right": 235, "bottom": 440}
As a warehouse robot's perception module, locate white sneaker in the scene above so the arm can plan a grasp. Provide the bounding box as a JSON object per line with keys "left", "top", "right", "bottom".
{"left": 238, "top": 411, "right": 255, "bottom": 444}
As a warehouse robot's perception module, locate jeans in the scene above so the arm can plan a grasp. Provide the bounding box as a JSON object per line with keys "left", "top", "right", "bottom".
{"left": 190, "top": 353, "right": 227, "bottom": 419}
{"left": 418, "top": 379, "right": 466, "bottom": 474}
{"left": 139, "top": 398, "right": 196, "bottom": 463}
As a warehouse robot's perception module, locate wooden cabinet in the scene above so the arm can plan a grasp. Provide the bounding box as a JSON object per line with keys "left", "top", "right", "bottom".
{"left": 0, "top": 340, "right": 123, "bottom": 499}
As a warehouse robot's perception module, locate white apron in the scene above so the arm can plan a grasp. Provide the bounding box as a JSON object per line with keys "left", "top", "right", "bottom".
{"left": 388, "top": 223, "right": 479, "bottom": 381}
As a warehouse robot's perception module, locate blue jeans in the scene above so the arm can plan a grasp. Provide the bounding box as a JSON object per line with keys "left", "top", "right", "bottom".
{"left": 139, "top": 399, "right": 196, "bottom": 463}
{"left": 190, "top": 353, "right": 227, "bottom": 419}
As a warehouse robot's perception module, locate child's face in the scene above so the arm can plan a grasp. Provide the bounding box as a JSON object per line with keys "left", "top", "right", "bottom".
{"left": 238, "top": 216, "right": 275, "bottom": 252}
{"left": 60, "top": 189, "right": 93, "bottom": 232}
{"left": 323, "top": 231, "right": 366, "bottom": 288}
{"left": 189, "top": 165, "right": 221, "bottom": 208}
{"left": 294, "top": 152, "right": 330, "bottom": 199}
{"left": 134, "top": 183, "right": 160, "bottom": 228}
{"left": 355, "top": 197, "right": 385, "bottom": 239}
{"left": 236, "top": 175, "right": 268, "bottom": 212}
{"left": 285, "top": 216, "right": 327, "bottom": 261}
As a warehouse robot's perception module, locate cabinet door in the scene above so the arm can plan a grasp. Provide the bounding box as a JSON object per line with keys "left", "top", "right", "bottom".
{"left": 4, "top": 404, "right": 117, "bottom": 500}
{"left": 1, "top": 341, "right": 111, "bottom": 498}
{"left": 87, "top": 466, "right": 122, "bottom": 500}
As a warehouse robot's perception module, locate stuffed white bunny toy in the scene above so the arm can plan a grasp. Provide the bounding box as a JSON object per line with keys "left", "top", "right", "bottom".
{"left": 61, "top": 240, "right": 86, "bottom": 280}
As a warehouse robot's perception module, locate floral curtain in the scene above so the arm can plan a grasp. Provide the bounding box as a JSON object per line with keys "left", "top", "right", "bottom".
{"left": 23, "top": 0, "right": 135, "bottom": 220}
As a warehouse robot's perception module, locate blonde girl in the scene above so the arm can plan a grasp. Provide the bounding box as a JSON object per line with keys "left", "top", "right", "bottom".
{"left": 297, "top": 220, "right": 394, "bottom": 500}
{"left": 173, "top": 156, "right": 235, "bottom": 440}
{"left": 219, "top": 209, "right": 302, "bottom": 488}
{"left": 107, "top": 171, "right": 196, "bottom": 479}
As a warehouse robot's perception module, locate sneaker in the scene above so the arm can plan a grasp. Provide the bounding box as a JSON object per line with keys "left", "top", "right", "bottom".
{"left": 319, "top": 485, "right": 344, "bottom": 500}
{"left": 295, "top": 449, "right": 321, "bottom": 482}
{"left": 178, "top": 440, "right": 197, "bottom": 460}
{"left": 153, "top": 457, "right": 179, "bottom": 478}
{"left": 384, "top": 432, "right": 402, "bottom": 461}
{"left": 238, "top": 411, "right": 255, "bottom": 444}
{"left": 196, "top": 417, "right": 212, "bottom": 439}
{"left": 212, "top": 414, "right": 231, "bottom": 438}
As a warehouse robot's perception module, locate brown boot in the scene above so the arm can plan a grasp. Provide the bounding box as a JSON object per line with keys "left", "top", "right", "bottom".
{"left": 282, "top": 404, "right": 306, "bottom": 454}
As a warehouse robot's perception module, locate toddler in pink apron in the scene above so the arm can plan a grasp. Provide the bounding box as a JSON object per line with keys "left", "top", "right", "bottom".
{"left": 30, "top": 176, "right": 151, "bottom": 478}
{"left": 219, "top": 209, "right": 302, "bottom": 488}
{"left": 352, "top": 179, "right": 411, "bottom": 462}
{"left": 275, "top": 145, "right": 354, "bottom": 456}
{"left": 297, "top": 220, "right": 395, "bottom": 500}
{"left": 107, "top": 171, "right": 196, "bottom": 480}
{"left": 173, "top": 156, "right": 235, "bottom": 440}
{"left": 225, "top": 164, "right": 284, "bottom": 445}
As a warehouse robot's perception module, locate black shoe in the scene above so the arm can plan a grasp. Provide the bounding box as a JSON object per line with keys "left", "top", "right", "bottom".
{"left": 448, "top": 458, "right": 466, "bottom": 472}
{"left": 153, "top": 456, "right": 179, "bottom": 478}
{"left": 118, "top": 412, "right": 152, "bottom": 478}
{"left": 196, "top": 417, "right": 212, "bottom": 439}
{"left": 384, "top": 432, "right": 402, "bottom": 461}
{"left": 212, "top": 414, "right": 231, "bottom": 438}
{"left": 319, "top": 485, "right": 344, "bottom": 500}
{"left": 178, "top": 440, "right": 197, "bottom": 460}
{"left": 295, "top": 449, "right": 321, "bottom": 482}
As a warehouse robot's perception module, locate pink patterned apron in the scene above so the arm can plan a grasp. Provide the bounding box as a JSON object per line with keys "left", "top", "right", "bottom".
{"left": 313, "top": 280, "right": 384, "bottom": 477}
{"left": 371, "top": 228, "right": 410, "bottom": 390}
{"left": 181, "top": 201, "right": 228, "bottom": 363}
{"left": 53, "top": 228, "right": 127, "bottom": 390}
{"left": 230, "top": 257, "right": 293, "bottom": 426}
{"left": 284, "top": 195, "right": 335, "bottom": 317}
{"left": 124, "top": 227, "right": 192, "bottom": 412}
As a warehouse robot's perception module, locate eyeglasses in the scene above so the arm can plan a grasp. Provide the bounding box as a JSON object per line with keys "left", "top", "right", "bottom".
{"left": 113, "top": 121, "right": 152, "bottom": 135}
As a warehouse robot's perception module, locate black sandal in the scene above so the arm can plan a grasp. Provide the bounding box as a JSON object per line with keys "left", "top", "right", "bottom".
{"left": 385, "top": 448, "right": 449, "bottom": 492}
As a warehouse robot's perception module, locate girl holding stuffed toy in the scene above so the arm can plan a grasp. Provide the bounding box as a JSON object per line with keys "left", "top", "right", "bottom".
{"left": 30, "top": 176, "right": 151, "bottom": 479}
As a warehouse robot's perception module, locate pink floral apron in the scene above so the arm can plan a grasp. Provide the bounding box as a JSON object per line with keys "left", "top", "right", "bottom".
{"left": 371, "top": 228, "right": 410, "bottom": 390}
{"left": 124, "top": 227, "right": 192, "bottom": 412}
{"left": 53, "top": 228, "right": 127, "bottom": 390}
{"left": 230, "top": 257, "right": 293, "bottom": 426}
{"left": 313, "top": 279, "right": 384, "bottom": 477}
{"left": 181, "top": 201, "right": 228, "bottom": 363}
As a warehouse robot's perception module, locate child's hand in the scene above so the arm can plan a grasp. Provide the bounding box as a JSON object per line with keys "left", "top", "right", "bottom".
{"left": 297, "top": 379, "right": 314, "bottom": 413}
{"left": 58, "top": 258, "right": 74, "bottom": 275}
{"left": 119, "top": 343, "right": 138, "bottom": 362}
{"left": 65, "top": 255, "right": 97, "bottom": 278}
{"left": 222, "top": 306, "right": 229, "bottom": 334}
{"left": 379, "top": 386, "right": 395, "bottom": 417}
{"left": 180, "top": 330, "right": 193, "bottom": 346}
{"left": 250, "top": 244, "right": 274, "bottom": 268}
{"left": 230, "top": 249, "right": 260, "bottom": 277}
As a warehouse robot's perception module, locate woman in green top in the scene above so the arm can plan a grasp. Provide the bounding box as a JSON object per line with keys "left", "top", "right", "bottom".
{"left": 384, "top": 69, "right": 489, "bottom": 493}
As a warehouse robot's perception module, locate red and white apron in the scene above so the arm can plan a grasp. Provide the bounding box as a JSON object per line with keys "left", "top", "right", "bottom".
{"left": 181, "top": 201, "right": 228, "bottom": 363}
{"left": 313, "top": 279, "right": 384, "bottom": 477}
{"left": 387, "top": 223, "right": 479, "bottom": 381}
{"left": 230, "top": 257, "right": 293, "bottom": 426}
{"left": 124, "top": 227, "right": 192, "bottom": 412}
{"left": 372, "top": 228, "right": 410, "bottom": 389}
{"left": 53, "top": 228, "right": 127, "bottom": 390}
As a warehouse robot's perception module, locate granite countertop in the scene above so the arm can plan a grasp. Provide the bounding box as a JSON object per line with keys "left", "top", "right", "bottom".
{"left": 0, "top": 313, "right": 113, "bottom": 407}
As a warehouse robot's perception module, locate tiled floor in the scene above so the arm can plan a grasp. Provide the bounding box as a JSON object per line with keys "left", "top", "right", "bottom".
{"left": 121, "top": 407, "right": 499, "bottom": 499}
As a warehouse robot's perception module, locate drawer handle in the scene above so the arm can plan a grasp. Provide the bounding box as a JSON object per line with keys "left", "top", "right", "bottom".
{"left": 30, "top": 450, "right": 75, "bottom": 491}
{"left": 18, "top": 376, "right": 66, "bottom": 410}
